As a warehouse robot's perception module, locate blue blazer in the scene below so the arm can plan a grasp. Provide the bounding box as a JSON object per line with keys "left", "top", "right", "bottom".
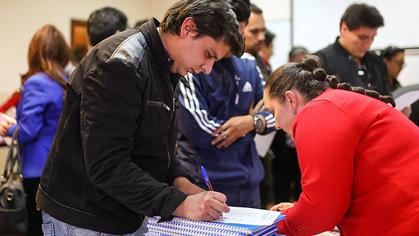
{"left": 7, "top": 72, "right": 65, "bottom": 178}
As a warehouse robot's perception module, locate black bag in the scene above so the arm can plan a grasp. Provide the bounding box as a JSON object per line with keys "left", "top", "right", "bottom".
{"left": 0, "top": 129, "right": 27, "bottom": 235}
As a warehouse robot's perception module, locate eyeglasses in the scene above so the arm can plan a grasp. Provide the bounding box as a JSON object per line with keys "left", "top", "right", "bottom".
{"left": 390, "top": 59, "right": 405, "bottom": 68}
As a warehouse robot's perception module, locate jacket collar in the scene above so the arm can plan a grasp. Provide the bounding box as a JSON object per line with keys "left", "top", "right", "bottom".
{"left": 141, "top": 18, "right": 172, "bottom": 76}
{"left": 333, "top": 37, "right": 352, "bottom": 58}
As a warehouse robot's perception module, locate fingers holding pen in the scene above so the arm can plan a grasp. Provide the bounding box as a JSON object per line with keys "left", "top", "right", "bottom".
{"left": 173, "top": 191, "right": 229, "bottom": 221}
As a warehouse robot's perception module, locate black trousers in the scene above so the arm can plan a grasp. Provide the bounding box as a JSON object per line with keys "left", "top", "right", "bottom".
{"left": 23, "top": 177, "right": 43, "bottom": 236}
{"left": 271, "top": 130, "right": 302, "bottom": 202}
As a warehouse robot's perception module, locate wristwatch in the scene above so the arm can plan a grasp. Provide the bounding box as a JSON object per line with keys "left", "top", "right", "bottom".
{"left": 252, "top": 114, "right": 265, "bottom": 134}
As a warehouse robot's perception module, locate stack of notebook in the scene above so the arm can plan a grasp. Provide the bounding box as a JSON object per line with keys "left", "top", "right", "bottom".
{"left": 146, "top": 206, "right": 285, "bottom": 236}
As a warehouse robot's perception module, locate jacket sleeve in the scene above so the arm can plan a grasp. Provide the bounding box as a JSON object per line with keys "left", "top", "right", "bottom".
{"left": 176, "top": 74, "right": 225, "bottom": 148}
{"left": 81, "top": 59, "right": 186, "bottom": 219}
{"left": 277, "top": 101, "right": 357, "bottom": 235}
{"left": 9, "top": 78, "right": 49, "bottom": 143}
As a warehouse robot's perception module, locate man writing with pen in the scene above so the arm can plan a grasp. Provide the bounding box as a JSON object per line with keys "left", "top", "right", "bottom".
{"left": 176, "top": 0, "right": 275, "bottom": 209}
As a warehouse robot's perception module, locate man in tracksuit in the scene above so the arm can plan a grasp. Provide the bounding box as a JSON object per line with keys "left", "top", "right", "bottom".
{"left": 35, "top": 0, "right": 244, "bottom": 235}
{"left": 176, "top": 0, "right": 275, "bottom": 209}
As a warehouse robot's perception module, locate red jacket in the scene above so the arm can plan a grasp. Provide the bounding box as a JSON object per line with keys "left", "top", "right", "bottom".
{"left": 278, "top": 89, "right": 419, "bottom": 235}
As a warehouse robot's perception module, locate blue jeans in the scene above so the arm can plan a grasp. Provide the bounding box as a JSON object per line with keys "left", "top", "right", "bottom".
{"left": 41, "top": 212, "right": 148, "bottom": 236}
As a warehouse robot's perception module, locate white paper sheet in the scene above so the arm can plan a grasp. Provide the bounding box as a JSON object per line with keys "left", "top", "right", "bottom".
{"left": 395, "top": 90, "right": 419, "bottom": 110}
{"left": 213, "top": 206, "right": 282, "bottom": 226}
{"left": 254, "top": 132, "right": 276, "bottom": 157}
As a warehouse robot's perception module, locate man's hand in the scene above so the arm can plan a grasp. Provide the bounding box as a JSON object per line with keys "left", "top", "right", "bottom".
{"left": 250, "top": 99, "right": 265, "bottom": 115}
{"left": 173, "top": 176, "right": 205, "bottom": 195}
{"left": 400, "top": 106, "right": 412, "bottom": 118}
{"left": 211, "top": 115, "right": 253, "bottom": 148}
{"left": 173, "top": 191, "right": 230, "bottom": 221}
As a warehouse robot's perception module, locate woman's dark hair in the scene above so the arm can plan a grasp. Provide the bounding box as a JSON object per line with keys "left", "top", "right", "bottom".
{"left": 340, "top": 3, "right": 384, "bottom": 30}
{"left": 160, "top": 0, "right": 244, "bottom": 57}
{"left": 381, "top": 46, "right": 404, "bottom": 60}
{"left": 21, "top": 24, "right": 71, "bottom": 88}
{"left": 288, "top": 46, "right": 309, "bottom": 62}
{"left": 265, "top": 55, "right": 395, "bottom": 107}
{"left": 229, "top": 0, "right": 250, "bottom": 24}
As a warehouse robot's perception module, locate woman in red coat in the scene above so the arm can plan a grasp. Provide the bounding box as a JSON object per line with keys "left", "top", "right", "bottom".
{"left": 264, "top": 55, "right": 419, "bottom": 235}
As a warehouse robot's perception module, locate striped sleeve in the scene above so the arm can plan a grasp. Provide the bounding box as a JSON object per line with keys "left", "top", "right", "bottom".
{"left": 177, "top": 74, "right": 224, "bottom": 147}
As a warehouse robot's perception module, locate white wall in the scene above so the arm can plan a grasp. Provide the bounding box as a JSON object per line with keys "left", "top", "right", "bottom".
{"left": 0, "top": 0, "right": 159, "bottom": 102}
{"left": 258, "top": 0, "right": 291, "bottom": 69}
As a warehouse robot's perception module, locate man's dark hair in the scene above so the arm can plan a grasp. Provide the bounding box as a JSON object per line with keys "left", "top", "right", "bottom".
{"left": 229, "top": 0, "right": 250, "bottom": 24}
{"left": 250, "top": 3, "right": 263, "bottom": 14}
{"left": 87, "top": 7, "right": 128, "bottom": 46}
{"left": 264, "top": 29, "right": 276, "bottom": 46}
{"left": 160, "top": 0, "right": 244, "bottom": 57}
{"left": 340, "top": 3, "right": 384, "bottom": 30}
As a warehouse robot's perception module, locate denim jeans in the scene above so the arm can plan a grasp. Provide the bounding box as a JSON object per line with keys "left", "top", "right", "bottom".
{"left": 41, "top": 211, "right": 148, "bottom": 236}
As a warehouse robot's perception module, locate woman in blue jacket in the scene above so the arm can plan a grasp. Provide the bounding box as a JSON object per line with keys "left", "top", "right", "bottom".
{"left": 0, "top": 24, "right": 71, "bottom": 236}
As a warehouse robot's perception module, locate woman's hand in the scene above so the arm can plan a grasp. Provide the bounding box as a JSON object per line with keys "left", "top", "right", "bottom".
{"left": 0, "top": 113, "right": 16, "bottom": 136}
{"left": 270, "top": 202, "right": 295, "bottom": 211}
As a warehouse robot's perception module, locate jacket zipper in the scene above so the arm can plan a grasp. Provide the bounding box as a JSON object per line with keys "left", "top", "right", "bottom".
{"left": 147, "top": 99, "right": 173, "bottom": 172}
{"left": 166, "top": 81, "right": 176, "bottom": 172}
{"left": 147, "top": 101, "right": 170, "bottom": 111}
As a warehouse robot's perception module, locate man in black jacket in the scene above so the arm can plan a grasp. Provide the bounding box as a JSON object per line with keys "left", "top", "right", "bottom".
{"left": 36, "top": 0, "right": 244, "bottom": 235}
{"left": 316, "top": 3, "right": 390, "bottom": 95}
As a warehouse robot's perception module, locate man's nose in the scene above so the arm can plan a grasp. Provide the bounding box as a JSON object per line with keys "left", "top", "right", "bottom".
{"left": 201, "top": 59, "right": 215, "bottom": 75}
{"left": 258, "top": 32, "right": 265, "bottom": 42}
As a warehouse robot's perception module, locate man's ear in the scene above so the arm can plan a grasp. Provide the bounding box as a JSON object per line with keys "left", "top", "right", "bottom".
{"left": 284, "top": 91, "right": 298, "bottom": 114}
{"left": 340, "top": 22, "right": 349, "bottom": 34}
{"left": 180, "top": 17, "right": 198, "bottom": 39}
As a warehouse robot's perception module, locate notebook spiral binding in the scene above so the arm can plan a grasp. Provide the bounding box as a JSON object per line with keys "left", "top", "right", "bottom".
{"left": 147, "top": 216, "right": 252, "bottom": 236}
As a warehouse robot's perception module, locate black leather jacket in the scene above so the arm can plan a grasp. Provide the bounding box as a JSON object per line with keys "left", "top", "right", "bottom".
{"left": 36, "top": 19, "right": 190, "bottom": 234}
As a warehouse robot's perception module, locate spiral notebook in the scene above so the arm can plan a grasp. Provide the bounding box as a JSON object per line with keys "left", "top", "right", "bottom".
{"left": 146, "top": 206, "right": 285, "bottom": 236}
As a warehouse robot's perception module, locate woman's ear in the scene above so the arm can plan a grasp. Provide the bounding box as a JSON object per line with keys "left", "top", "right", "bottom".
{"left": 284, "top": 91, "right": 298, "bottom": 114}
{"left": 180, "top": 17, "right": 198, "bottom": 38}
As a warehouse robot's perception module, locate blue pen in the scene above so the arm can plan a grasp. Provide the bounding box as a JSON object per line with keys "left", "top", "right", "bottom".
{"left": 200, "top": 165, "right": 214, "bottom": 191}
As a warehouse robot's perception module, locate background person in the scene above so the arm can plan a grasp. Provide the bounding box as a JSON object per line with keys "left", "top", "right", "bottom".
{"left": 0, "top": 24, "right": 71, "bottom": 236}
{"left": 243, "top": 3, "right": 267, "bottom": 80}
{"left": 176, "top": 0, "right": 275, "bottom": 208}
{"left": 258, "top": 29, "right": 276, "bottom": 76}
{"left": 87, "top": 6, "right": 128, "bottom": 46}
{"left": 381, "top": 46, "right": 405, "bottom": 92}
{"left": 316, "top": 3, "right": 390, "bottom": 95}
